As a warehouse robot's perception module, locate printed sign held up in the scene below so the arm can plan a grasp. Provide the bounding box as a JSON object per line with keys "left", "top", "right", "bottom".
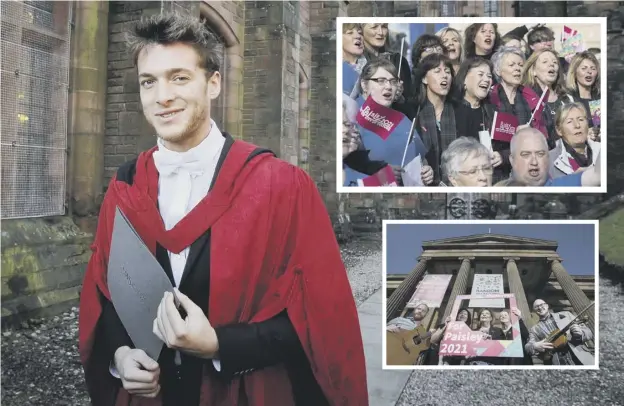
{"left": 356, "top": 96, "right": 405, "bottom": 140}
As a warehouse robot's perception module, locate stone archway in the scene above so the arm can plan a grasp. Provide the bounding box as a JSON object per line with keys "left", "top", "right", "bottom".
{"left": 199, "top": 2, "right": 243, "bottom": 138}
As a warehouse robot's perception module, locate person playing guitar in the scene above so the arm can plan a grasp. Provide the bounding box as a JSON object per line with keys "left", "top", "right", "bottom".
{"left": 525, "top": 299, "right": 595, "bottom": 365}
{"left": 387, "top": 302, "right": 430, "bottom": 332}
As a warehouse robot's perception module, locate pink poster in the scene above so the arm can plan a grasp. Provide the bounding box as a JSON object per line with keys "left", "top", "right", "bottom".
{"left": 406, "top": 274, "right": 452, "bottom": 308}
{"left": 356, "top": 96, "right": 405, "bottom": 140}
{"left": 438, "top": 294, "right": 524, "bottom": 358}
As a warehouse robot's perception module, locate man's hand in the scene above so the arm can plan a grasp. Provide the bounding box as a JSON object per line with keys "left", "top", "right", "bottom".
{"left": 114, "top": 346, "right": 160, "bottom": 398}
{"left": 511, "top": 307, "right": 522, "bottom": 319}
{"left": 533, "top": 339, "right": 554, "bottom": 353}
{"left": 153, "top": 289, "right": 219, "bottom": 359}
{"left": 569, "top": 324, "right": 583, "bottom": 339}
{"left": 421, "top": 165, "right": 434, "bottom": 185}
{"left": 387, "top": 325, "right": 400, "bottom": 333}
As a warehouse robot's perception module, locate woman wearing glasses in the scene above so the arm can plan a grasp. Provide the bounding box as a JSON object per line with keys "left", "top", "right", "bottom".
{"left": 441, "top": 137, "right": 494, "bottom": 187}
{"left": 344, "top": 59, "right": 430, "bottom": 186}
{"left": 360, "top": 23, "right": 414, "bottom": 119}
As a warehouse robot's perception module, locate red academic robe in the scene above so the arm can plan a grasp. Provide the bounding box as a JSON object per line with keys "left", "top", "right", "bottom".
{"left": 78, "top": 139, "right": 369, "bottom": 405}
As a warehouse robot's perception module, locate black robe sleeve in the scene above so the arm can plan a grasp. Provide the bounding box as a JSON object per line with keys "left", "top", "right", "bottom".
{"left": 98, "top": 297, "right": 303, "bottom": 378}
{"left": 213, "top": 310, "right": 308, "bottom": 379}
{"left": 343, "top": 150, "right": 388, "bottom": 175}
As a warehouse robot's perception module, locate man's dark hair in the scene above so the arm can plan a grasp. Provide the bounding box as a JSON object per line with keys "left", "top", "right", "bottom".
{"left": 527, "top": 26, "right": 555, "bottom": 46}
{"left": 126, "top": 12, "right": 223, "bottom": 75}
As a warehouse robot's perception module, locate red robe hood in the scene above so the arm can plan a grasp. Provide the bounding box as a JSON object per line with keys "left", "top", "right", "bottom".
{"left": 78, "top": 139, "right": 368, "bottom": 405}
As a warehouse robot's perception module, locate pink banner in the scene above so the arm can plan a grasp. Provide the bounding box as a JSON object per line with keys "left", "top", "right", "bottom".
{"left": 356, "top": 96, "right": 405, "bottom": 140}
{"left": 439, "top": 294, "right": 524, "bottom": 358}
{"left": 356, "top": 165, "right": 398, "bottom": 187}
{"left": 491, "top": 111, "right": 519, "bottom": 143}
{"left": 407, "top": 274, "right": 452, "bottom": 308}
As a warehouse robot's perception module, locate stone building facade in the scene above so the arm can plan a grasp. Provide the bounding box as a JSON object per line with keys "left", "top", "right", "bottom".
{"left": 386, "top": 234, "right": 596, "bottom": 336}
{"left": 1, "top": 0, "right": 622, "bottom": 323}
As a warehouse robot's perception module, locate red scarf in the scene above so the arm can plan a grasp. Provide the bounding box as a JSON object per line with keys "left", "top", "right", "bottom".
{"left": 78, "top": 140, "right": 368, "bottom": 405}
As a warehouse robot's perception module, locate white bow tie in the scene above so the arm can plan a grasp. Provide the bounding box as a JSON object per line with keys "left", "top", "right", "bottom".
{"left": 153, "top": 148, "right": 205, "bottom": 178}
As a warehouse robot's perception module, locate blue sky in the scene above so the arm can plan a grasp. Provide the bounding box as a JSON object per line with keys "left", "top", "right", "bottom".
{"left": 386, "top": 223, "right": 596, "bottom": 276}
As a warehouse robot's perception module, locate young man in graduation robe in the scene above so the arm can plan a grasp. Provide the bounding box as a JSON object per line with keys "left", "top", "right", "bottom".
{"left": 78, "top": 12, "right": 368, "bottom": 406}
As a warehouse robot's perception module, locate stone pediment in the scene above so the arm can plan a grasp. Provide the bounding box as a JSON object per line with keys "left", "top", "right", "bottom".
{"left": 422, "top": 234, "right": 557, "bottom": 250}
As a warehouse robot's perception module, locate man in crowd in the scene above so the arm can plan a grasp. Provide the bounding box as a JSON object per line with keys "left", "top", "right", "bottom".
{"left": 525, "top": 299, "right": 594, "bottom": 365}
{"left": 496, "top": 127, "right": 600, "bottom": 187}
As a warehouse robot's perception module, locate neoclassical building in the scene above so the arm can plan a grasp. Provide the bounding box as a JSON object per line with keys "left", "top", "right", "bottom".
{"left": 386, "top": 234, "right": 595, "bottom": 334}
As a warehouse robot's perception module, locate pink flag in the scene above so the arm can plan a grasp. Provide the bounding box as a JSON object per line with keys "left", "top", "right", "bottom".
{"left": 356, "top": 96, "right": 405, "bottom": 140}
{"left": 356, "top": 165, "right": 398, "bottom": 186}
{"left": 491, "top": 111, "right": 519, "bottom": 143}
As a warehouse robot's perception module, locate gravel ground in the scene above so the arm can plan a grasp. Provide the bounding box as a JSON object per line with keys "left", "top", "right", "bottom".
{"left": 397, "top": 274, "right": 624, "bottom": 406}
{"left": 340, "top": 236, "right": 383, "bottom": 306}
{"left": 0, "top": 236, "right": 383, "bottom": 406}
{"left": 2, "top": 236, "right": 621, "bottom": 406}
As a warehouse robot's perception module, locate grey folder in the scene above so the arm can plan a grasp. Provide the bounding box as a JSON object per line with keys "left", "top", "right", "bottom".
{"left": 107, "top": 206, "right": 174, "bottom": 362}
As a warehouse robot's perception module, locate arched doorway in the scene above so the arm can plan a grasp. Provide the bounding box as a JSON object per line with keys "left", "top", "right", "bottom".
{"left": 199, "top": 2, "right": 243, "bottom": 138}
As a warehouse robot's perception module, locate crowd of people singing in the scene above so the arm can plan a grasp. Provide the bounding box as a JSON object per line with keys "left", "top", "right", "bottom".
{"left": 342, "top": 22, "right": 602, "bottom": 187}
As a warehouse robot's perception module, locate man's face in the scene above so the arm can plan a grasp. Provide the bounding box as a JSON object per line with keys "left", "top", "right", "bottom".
{"left": 533, "top": 300, "right": 549, "bottom": 318}
{"left": 137, "top": 43, "right": 221, "bottom": 149}
{"left": 412, "top": 304, "right": 428, "bottom": 321}
{"left": 510, "top": 133, "right": 550, "bottom": 186}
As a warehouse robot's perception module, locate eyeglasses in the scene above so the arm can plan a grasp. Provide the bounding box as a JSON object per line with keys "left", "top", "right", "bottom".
{"left": 369, "top": 77, "right": 399, "bottom": 86}
{"left": 424, "top": 46, "right": 444, "bottom": 54}
{"left": 534, "top": 304, "right": 548, "bottom": 310}
{"left": 457, "top": 166, "right": 494, "bottom": 177}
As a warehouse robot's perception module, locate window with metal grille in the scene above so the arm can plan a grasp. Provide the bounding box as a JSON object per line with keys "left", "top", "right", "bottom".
{"left": 1, "top": 1, "right": 71, "bottom": 219}
{"left": 484, "top": 0, "right": 498, "bottom": 17}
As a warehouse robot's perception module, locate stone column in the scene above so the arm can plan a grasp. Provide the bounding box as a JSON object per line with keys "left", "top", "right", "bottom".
{"left": 386, "top": 256, "right": 430, "bottom": 322}
{"left": 548, "top": 258, "right": 595, "bottom": 335}
{"left": 504, "top": 257, "right": 535, "bottom": 328}
{"left": 442, "top": 257, "right": 473, "bottom": 320}
{"left": 68, "top": 1, "right": 109, "bottom": 218}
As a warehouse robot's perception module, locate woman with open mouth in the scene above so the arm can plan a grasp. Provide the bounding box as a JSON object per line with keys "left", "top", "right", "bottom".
{"left": 412, "top": 53, "right": 456, "bottom": 186}
{"left": 466, "top": 308, "right": 504, "bottom": 366}
{"left": 360, "top": 23, "right": 414, "bottom": 119}
{"left": 549, "top": 102, "right": 601, "bottom": 179}
{"left": 489, "top": 46, "right": 548, "bottom": 150}
{"left": 452, "top": 57, "right": 509, "bottom": 183}
{"left": 463, "top": 23, "right": 501, "bottom": 61}
{"left": 565, "top": 51, "right": 601, "bottom": 141}
{"left": 522, "top": 49, "right": 574, "bottom": 148}
{"left": 436, "top": 27, "right": 463, "bottom": 75}
{"left": 343, "top": 58, "right": 429, "bottom": 187}
{"left": 342, "top": 23, "right": 366, "bottom": 96}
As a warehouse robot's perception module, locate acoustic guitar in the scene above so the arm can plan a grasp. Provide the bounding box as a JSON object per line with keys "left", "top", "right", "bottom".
{"left": 386, "top": 324, "right": 434, "bottom": 366}
{"left": 542, "top": 302, "right": 595, "bottom": 366}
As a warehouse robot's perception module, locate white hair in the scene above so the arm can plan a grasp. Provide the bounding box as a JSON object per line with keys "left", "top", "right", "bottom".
{"left": 441, "top": 137, "right": 491, "bottom": 177}
{"left": 510, "top": 127, "right": 549, "bottom": 156}
{"left": 491, "top": 46, "right": 526, "bottom": 80}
